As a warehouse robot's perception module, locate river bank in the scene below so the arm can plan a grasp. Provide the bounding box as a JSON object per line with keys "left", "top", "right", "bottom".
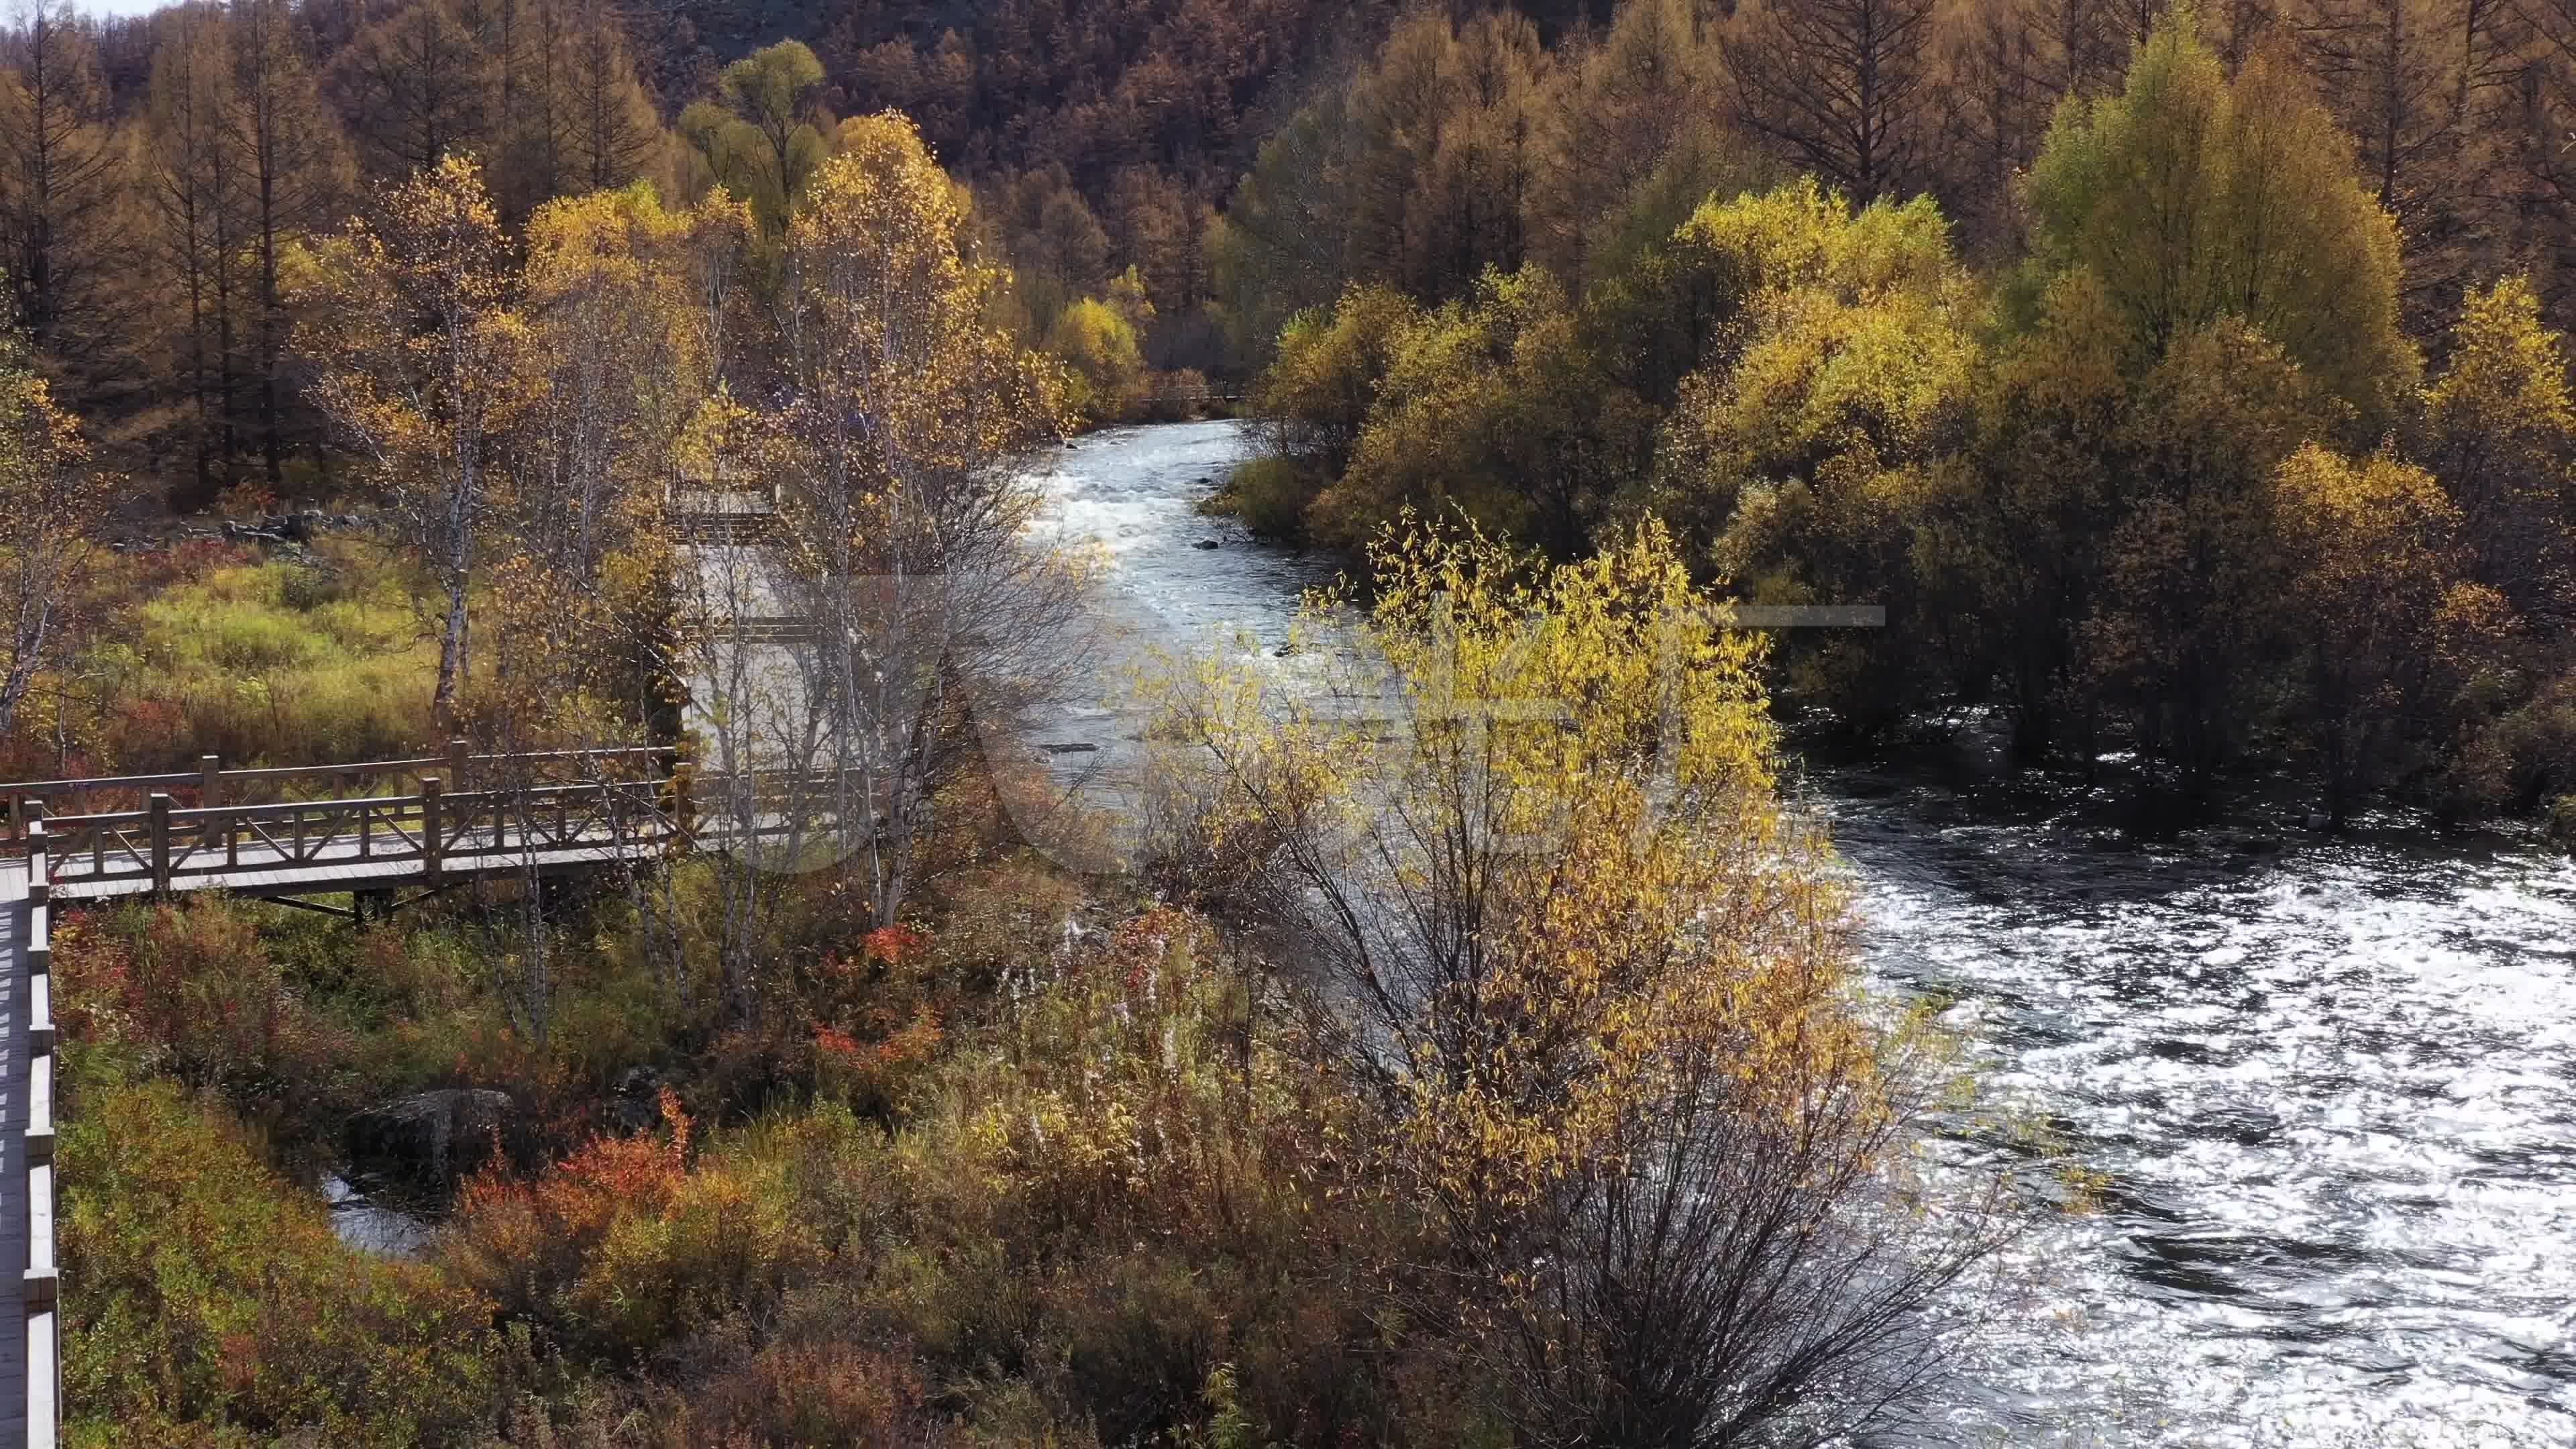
{"left": 1034, "top": 419, "right": 2576, "bottom": 1448}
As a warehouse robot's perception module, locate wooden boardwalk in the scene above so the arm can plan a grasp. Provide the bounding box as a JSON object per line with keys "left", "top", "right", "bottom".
{"left": 0, "top": 863, "right": 51, "bottom": 1448}
{"left": 0, "top": 740, "right": 900, "bottom": 1441}
{"left": 0, "top": 745, "right": 698, "bottom": 1446}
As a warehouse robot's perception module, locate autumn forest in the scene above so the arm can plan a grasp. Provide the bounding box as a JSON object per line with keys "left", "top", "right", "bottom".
{"left": 3, "top": 0, "right": 2574, "bottom": 1442}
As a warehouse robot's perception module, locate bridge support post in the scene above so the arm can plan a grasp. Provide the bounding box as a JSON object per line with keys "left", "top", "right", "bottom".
{"left": 422, "top": 776, "right": 444, "bottom": 883}
{"left": 148, "top": 793, "right": 172, "bottom": 898}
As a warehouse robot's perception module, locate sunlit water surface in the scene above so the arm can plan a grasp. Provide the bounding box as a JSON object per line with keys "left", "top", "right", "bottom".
{"left": 1031, "top": 421, "right": 2576, "bottom": 1448}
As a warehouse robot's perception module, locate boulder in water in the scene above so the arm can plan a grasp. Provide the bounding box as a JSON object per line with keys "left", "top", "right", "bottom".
{"left": 343, "top": 1088, "right": 519, "bottom": 1191}
{"left": 609, "top": 1066, "right": 665, "bottom": 1135}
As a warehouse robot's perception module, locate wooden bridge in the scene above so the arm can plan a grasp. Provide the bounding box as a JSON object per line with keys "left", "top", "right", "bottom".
{"left": 0, "top": 741, "right": 760, "bottom": 1446}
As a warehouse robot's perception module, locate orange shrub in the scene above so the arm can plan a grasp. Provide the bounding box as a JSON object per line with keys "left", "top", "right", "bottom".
{"left": 688, "top": 1343, "right": 941, "bottom": 1447}
{"left": 814, "top": 1006, "right": 944, "bottom": 1124}
{"left": 445, "top": 1089, "right": 816, "bottom": 1365}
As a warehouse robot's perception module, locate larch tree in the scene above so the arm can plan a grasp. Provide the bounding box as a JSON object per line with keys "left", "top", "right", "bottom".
{"left": 1722, "top": 0, "right": 1942, "bottom": 203}
{"left": 1102, "top": 164, "right": 1208, "bottom": 325}
{"left": 326, "top": 1, "right": 494, "bottom": 181}
{"left": 0, "top": 0, "right": 127, "bottom": 398}
{"left": 1413, "top": 11, "right": 1548, "bottom": 298}
{"left": 1332, "top": 11, "right": 1552, "bottom": 301}
{"left": 297, "top": 154, "right": 532, "bottom": 719}
{"left": 1934, "top": 0, "right": 2124, "bottom": 252}
{"left": 473, "top": 0, "right": 657, "bottom": 218}
{"left": 486, "top": 0, "right": 567, "bottom": 217}
{"left": 1208, "top": 91, "right": 1357, "bottom": 362}
{"left": 2289, "top": 0, "right": 2523, "bottom": 333}
{"left": 2498, "top": 0, "right": 2576, "bottom": 323}
{"left": 559, "top": 0, "right": 663, "bottom": 193}
{"left": 140, "top": 7, "right": 248, "bottom": 501}
{"left": 2023, "top": 15, "right": 2418, "bottom": 433}
{"left": 229, "top": 0, "right": 349, "bottom": 488}
{"left": 1527, "top": 0, "right": 1724, "bottom": 286}
{"left": 1341, "top": 14, "right": 1460, "bottom": 292}
{"left": 987, "top": 168, "right": 1112, "bottom": 334}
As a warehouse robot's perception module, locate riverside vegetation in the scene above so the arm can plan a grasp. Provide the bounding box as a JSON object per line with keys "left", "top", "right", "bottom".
{"left": 0, "top": 0, "right": 2569, "bottom": 1444}
{"left": 1220, "top": 14, "right": 2576, "bottom": 830}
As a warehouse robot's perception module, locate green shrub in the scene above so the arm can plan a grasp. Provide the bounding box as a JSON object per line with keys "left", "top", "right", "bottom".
{"left": 61, "top": 1075, "right": 498, "bottom": 1447}
{"left": 1208, "top": 455, "right": 1318, "bottom": 542}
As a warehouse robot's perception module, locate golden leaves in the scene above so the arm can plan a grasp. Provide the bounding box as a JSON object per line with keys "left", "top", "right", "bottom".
{"left": 1148, "top": 515, "right": 1884, "bottom": 1240}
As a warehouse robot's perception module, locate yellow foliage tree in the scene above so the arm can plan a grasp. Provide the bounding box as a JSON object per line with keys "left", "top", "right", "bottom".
{"left": 747, "top": 112, "right": 1073, "bottom": 929}
{"left": 296, "top": 153, "right": 534, "bottom": 720}
{"left": 2273, "top": 443, "right": 2466, "bottom": 816}
{"left": 0, "top": 337, "right": 111, "bottom": 738}
{"left": 1043, "top": 295, "right": 1145, "bottom": 423}
{"left": 1648, "top": 181, "right": 1982, "bottom": 724}
{"left": 2417, "top": 275, "right": 2576, "bottom": 612}
{"left": 1148, "top": 517, "right": 2008, "bottom": 1443}
{"left": 2024, "top": 17, "right": 2418, "bottom": 433}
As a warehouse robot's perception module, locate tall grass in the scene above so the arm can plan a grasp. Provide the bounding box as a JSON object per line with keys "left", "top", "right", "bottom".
{"left": 97, "top": 541, "right": 439, "bottom": 769}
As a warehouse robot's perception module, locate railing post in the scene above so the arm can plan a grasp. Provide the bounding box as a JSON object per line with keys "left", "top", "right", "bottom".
{"left": 25, "top": 806, "right": 45, "bottom": 907}
{"left": 421, "top": 776, "right": 443, "bottom": 882}
{"left": 149, "top": 792, "right": 172, "bottom": 897}
{"left": 447, "top": 737, "right": 470, "bottom": 792}
{"left": 202, "top": 755, "right": 230, "bottom": 863}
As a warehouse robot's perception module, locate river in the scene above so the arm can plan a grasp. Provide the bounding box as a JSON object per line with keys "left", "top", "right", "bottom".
{"left": 1030, "top": 419, "right": 2576, "bottom": 1449}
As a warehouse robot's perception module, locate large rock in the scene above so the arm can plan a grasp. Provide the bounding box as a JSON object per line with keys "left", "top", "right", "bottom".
{"left": 343, "top": 1088, "right": 519, "bottom": 1193}
{"left": 608, "top": 1066, "right": 665, "bottom": 1136}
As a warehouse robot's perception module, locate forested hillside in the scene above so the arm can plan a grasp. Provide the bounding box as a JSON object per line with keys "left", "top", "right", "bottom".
{"left": 22, "top": 0, "right": 2576, "bottom": 503}
{"left": 1218, "top": 7, "right": 2576, "bottom": 826}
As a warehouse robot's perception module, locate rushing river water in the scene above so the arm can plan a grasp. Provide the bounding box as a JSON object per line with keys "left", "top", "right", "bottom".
{"left": 1032, "top": 420, "right": 2576, "bottom": 1448}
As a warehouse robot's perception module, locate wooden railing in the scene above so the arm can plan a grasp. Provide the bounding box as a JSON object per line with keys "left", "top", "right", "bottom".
{"left": 1, "top": 744, "right": 674, "bottom": 860}
{"left": 21, "top": 817, "right": 58, "bottom": 1446}
{"left": 0, "top": 747, "right": 908, "bottom": 900}
{"left": 32, "top": 782, "right": 683, "bottom": 895}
